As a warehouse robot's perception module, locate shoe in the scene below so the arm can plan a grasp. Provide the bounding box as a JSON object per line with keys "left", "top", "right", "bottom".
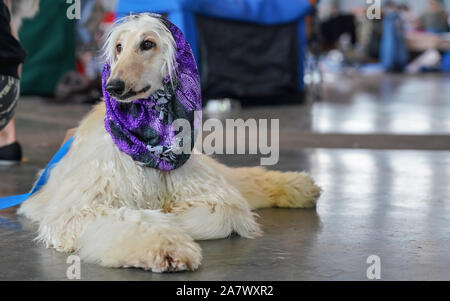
{"left": 0, "top": 142, "right": 22, "bottom": 166}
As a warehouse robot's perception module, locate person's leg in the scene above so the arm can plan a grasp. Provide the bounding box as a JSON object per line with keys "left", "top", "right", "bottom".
{"left": 0, "top": 117, "right": 16, "bottom": 148}
{"left": 0, "top": 0, "right": 19, "bottom": 134}
{"left": 0, "top": 0, "right": 23, "bottom": 162}
{"left": 3, "top": 0, "right": 10, "bottom": 13}
{"left": 0, "top": 65, "right": 20, "bottom": 147}
{"left": 0, "top": 73, "right": 21, "bottom": 164}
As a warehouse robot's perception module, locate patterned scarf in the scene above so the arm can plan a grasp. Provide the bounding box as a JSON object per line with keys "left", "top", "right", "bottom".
{"left": 103, "top": 17, "right": 201, "bottom": 171}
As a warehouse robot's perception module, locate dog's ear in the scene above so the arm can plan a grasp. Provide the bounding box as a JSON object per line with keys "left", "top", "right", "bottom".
{"left": 141, "top": 12, "right": 171, "bottom": 31}
{"left": 155, "top": 14, "right": 172, "bottom": 32}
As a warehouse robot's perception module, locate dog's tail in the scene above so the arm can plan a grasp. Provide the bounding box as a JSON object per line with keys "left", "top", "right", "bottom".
{"left": 229, "top": 167, "right": 321, "bottom": 210}
{"left": 203, "top": 156, "right": 321, "bottom": 210}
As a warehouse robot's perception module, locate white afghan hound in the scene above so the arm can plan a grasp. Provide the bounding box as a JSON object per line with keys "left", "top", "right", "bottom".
{"left": 19, "top": 14, "right": 321, "bottom": 272}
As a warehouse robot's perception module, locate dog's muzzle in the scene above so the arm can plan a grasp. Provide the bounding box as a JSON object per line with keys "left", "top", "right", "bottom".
{"left": 106, "top": 78, "right": 151, "bottom": 101}
{"left": 106, "top": 78, "right": 126, "bottom": 98}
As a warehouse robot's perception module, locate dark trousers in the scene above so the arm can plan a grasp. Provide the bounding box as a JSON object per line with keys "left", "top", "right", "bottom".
{"left": 0, "top": 0, "right": 25, "bottom": 130}
{"left": 0, "top": 75, "right": 19, "bottom": 130}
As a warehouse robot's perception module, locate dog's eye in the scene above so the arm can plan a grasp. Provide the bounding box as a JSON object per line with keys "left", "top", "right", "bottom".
{"left": 141, "top": 40, "right": 156, "bottom": 51}
{"left": 116, "top": 43, "right": 122, "bottom": 54}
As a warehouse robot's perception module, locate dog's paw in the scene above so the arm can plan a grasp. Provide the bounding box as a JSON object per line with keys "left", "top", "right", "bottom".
{"left": 131, "top": 236, "right": 202, "bottom": 272}
{"left": 77, "top": 211, "right": 202, "bottom": 272}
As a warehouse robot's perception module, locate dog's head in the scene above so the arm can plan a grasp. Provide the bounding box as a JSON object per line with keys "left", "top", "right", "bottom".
{"left": 103, "top": 14, "right": 175, "bottom": 102}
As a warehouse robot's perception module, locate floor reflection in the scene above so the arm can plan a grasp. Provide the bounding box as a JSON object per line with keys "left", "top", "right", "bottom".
{"left": 315, "top": 74, "right": 450, "bottom": 134}
{"left": 309, "top": 149, "right": 450, "bottom": 280}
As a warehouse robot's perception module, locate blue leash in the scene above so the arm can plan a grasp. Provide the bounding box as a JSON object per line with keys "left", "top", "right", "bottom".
{"left": 0, "top": 136, "right": 74, "bottom": 210}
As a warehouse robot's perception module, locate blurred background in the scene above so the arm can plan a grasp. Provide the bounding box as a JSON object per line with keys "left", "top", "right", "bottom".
{"left": 8, "top": 0, "right": 450, "bottom": 158}
{"left": 12, "top": 0, "right": 450, "bottom": 122}
{"left": 1, "top": 0, "right": 450, "bottom": 281}
{"left": 10, "top": 0, "right": 450, "bottom": 106}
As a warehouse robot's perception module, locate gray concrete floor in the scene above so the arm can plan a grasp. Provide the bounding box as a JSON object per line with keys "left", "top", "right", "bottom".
{"left": 0, "top": 73, "right": 449, "bottom": 280}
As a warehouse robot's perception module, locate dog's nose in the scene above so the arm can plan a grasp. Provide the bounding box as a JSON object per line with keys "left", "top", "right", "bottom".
{"left": 106, "top": 79, "right": 125, "bottom": 97}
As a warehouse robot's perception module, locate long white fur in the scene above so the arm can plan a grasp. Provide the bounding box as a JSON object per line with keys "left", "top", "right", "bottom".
{"left": 18, "top": 15, "right": 321, "bottom": 272}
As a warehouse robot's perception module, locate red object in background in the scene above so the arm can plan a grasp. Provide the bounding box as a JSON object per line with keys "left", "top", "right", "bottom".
{"left": 101, "top": 12, "right": 116, "bottom": 39}
{"left": 76, "top": 59, "right": 85, "bottom": 75}
{"left": 103, "top": 12, "right": 116, "bottom": 24}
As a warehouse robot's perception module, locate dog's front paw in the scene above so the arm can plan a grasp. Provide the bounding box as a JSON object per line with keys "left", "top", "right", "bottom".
{"left": 77, "top": 212, "right": 202, "bottom": 272}
{"left": 148, "top": 241, "right": 202, "bottom": 273}
{"left": 118, "top": 225, "right": 202, "bottom": 273}
{"left": 130, "top": 233, "right": 202, "bottom": 272}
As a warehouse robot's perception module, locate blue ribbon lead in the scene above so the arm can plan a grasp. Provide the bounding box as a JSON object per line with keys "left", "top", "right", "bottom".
{"left": 0, "top": 136, "right": 74, "bottom": 210}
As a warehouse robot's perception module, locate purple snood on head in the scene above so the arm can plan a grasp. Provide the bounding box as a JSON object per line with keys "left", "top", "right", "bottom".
{"left": 102, "top": 17, "right": 201, "bottom": 171}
